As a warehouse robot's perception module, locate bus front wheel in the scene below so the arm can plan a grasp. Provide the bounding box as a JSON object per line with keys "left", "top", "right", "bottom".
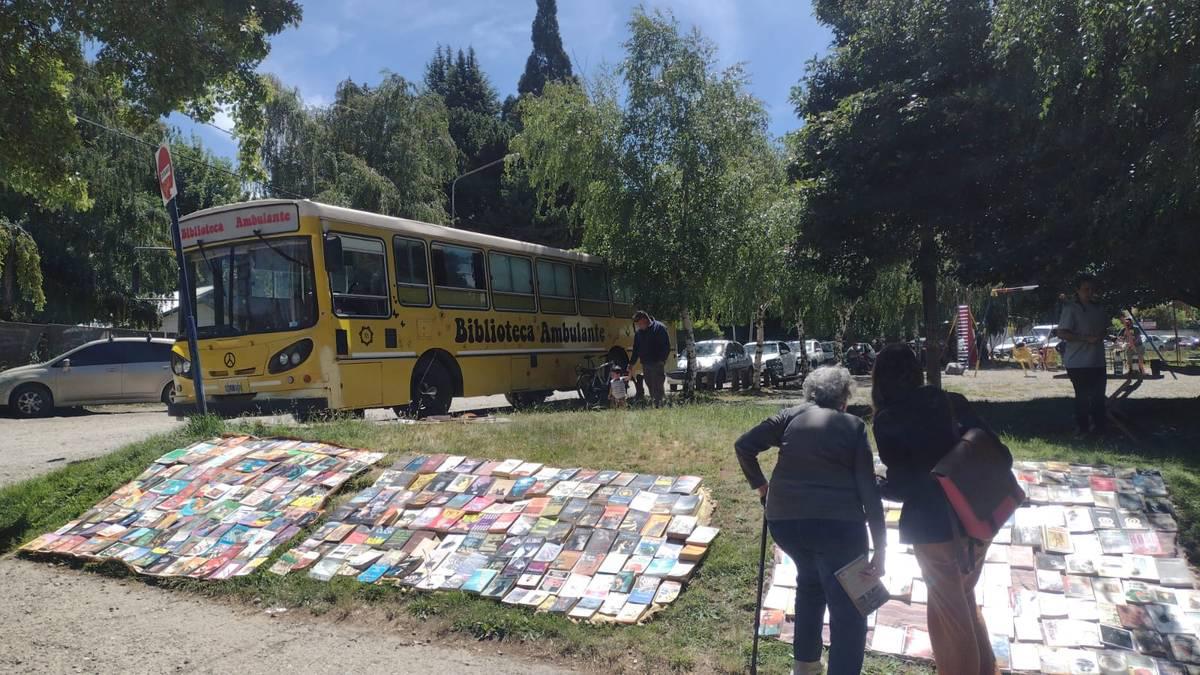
{"left": 409, "top": 360, "right": 453, "bottom": 418}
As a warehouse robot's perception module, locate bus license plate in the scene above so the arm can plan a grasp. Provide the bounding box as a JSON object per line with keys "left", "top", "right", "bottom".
{"left": 224, "top": 381, "right": 246, "bottom": 394}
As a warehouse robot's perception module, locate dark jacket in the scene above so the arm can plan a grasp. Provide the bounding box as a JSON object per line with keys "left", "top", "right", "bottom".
{"left": 630, "top": 319, "right": 671, "bottom": 366}
{"left": 872, "top": 386, "right": 988, "bottom": 544}
{"left": 735, "top": 404, "right": 885, "bottom": 547}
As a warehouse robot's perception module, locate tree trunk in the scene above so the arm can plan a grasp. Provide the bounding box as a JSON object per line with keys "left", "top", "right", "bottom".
{"left": 918, "top": 234, "right": 943, "bottom": 389}
{"left": 752, "top": 304, "right": 765, "bottom": 390}
{"left": 681, "top": 307, "right": 698, "bottom": 401}
{"left": 795, "top": 308, "right": 810, "bottom": 376}
{"left": 834, "top": 299, "right": 859, "bottom": 363}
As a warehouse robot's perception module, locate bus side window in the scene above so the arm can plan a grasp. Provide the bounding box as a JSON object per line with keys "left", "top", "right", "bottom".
{"left": 330, "top": 234, "right": 390, "bottom": 317}
{"left": 393, "top": 236, "right": 430, "bottom": 306}
{"left": 610, "top": 275, "right": 634, "bottom": 319}
{"left": 536, "top": 259, "right": 576, "bottom": 314}
{"left": 432, "top": 243, "right": 489, "bottom": 310}
{"left": 575, "top": 266, "right": 610, "bottom": 317}
{"left": 489, "top": 251, "right": 536, "bottom": 312}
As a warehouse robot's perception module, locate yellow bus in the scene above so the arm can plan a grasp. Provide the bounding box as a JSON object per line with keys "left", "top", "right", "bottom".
{"left": 167, "top": 199, "right": 635, "bottom": 418}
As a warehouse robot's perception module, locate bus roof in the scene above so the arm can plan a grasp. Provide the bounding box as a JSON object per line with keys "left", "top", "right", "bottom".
{"left": 179, "top": 198, "right": 602, "bottom": 265}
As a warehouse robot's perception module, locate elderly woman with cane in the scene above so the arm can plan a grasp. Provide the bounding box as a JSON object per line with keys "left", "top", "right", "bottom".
{"left": 735, "top": 367, "right": 886, "bottom": 675}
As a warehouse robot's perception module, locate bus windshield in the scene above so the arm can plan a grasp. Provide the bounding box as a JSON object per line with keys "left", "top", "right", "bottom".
{"left": 185, "top": 237, "right": 317, "bottom": 338}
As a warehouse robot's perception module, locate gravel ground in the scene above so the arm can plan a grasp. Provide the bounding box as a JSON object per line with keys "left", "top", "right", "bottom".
{"left": 0, "top": 391, "right": 581, "bottom": 489}
{"left": 0, "top": 558, "right": 568, "bottom": 675}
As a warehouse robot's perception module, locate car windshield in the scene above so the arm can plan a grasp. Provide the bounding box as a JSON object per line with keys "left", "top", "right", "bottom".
{"left": 693, "top": 342, "right": 724, "bottom": 357}
{"left": 753, "top": 343, "right": 778, "bottom": 355}
{"left": 186, "top": 237, "right": 317, "bottom": 338}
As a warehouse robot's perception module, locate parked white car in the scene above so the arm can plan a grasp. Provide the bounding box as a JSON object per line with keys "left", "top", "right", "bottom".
{"left": 666, "top": 340, "right": 753, "bottom": 390}
{"left": 748, "top": 340, "right": 800, "bottom": 383}
{"left": 0, "top": 337, "right": 176, "bottom": 418}
{"left": 787, "top": 340, "right": 825, "bottom": 370}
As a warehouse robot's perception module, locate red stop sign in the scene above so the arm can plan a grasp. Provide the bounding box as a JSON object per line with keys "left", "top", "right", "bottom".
{"left": 156, "top": 144, "right": 177, "bottom": 205}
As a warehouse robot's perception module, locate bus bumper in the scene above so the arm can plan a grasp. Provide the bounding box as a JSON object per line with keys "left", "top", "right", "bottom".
{"left": 167, "top": 396, "right": 330, "bottom": 419}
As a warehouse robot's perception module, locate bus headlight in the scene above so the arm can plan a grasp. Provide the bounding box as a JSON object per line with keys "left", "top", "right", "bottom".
{"left": 171, "top": 353, "right": 193, "bottom": 378}
{"left": 268, "top": 339, "right": 313, "bottom": 374}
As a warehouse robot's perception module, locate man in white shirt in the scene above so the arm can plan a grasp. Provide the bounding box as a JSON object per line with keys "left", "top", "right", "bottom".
{"left": 1057, "top": 276, "right": 1110, "bottom": 435}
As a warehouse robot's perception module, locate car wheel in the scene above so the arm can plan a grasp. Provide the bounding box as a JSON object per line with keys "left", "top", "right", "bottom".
{"left": 160, "top": 383, "right": 176, "bottom": 406}
{"left": 11, "top": 384, "right": 53, "bottom": 418}
{"left": 715, "top": 368, "right": 726, "bottom": 390}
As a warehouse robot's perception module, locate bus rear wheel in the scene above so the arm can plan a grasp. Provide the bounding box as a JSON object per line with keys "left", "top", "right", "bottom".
{"left": 409, "top": 360, "right": 453, "bottom": 418}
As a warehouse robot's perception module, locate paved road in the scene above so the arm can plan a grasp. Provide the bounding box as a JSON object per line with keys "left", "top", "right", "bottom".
{"left": 0, "top": 391, "right": 581, "bottom": 489}
{"left": 0, "top": 558, "right": 569, "bottom": 675}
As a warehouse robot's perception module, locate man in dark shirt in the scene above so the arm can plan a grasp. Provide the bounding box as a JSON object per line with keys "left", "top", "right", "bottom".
{"left": 629, "top": 310, "right": 670, "bottom": 407}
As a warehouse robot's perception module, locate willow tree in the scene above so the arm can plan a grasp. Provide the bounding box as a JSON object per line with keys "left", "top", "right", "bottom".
{"left": 513, "top": 8, "right": 769, "bottom": 397}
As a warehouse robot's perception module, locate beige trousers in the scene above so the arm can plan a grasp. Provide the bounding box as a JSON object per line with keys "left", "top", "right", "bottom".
{"left": 913, "top": 539, "right": 997, "bottom": 675}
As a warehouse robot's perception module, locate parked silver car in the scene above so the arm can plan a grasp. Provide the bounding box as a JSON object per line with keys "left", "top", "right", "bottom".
{"left": 667, "top": 340, "right": 753, "bottom": 390}
{"left": 0, "top": 337, "right": 176, "bottom": 418}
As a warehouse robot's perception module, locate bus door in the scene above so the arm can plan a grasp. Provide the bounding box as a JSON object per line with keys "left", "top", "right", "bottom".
{"left": 326, "top": 232, "right": 391, "bottom": 410}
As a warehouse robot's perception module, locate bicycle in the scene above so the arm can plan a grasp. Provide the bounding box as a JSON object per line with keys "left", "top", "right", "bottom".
{"left": 575, "top": 356, "right": 614, "bottom": 408}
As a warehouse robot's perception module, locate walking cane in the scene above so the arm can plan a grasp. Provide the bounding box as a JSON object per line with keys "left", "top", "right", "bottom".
{"left": 751, "top": 497, "right": 769, "bottom": 675}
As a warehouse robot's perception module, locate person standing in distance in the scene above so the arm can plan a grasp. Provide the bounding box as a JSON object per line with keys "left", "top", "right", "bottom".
{"left": 1057, "top": 275, "right": 1110, "bottom": 435}
{"left": 629, "top": 310, "right": 671, "bottom": 408}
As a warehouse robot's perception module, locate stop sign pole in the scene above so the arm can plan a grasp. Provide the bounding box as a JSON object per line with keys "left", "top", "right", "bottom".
{"left": 156, "top": 144, "right": 208, "bottom": 415}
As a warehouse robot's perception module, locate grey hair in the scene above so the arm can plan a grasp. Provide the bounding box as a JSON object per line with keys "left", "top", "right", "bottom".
{"left": 802, "top": 366, "right": 853, "bottom": 410}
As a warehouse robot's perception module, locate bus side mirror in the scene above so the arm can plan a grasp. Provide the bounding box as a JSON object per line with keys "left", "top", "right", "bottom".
{"left": 323, "top": 235, "right": 343, "bottom": 274}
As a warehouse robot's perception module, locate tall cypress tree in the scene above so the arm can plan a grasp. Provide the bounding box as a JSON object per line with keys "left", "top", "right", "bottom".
{"left": 517, "top": 0, "right": 574, "bottom": 97}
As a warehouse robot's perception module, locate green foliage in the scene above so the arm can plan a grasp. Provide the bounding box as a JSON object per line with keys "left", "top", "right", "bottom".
{"left": 980, "top": 1, "right": 1200, "bottom": 308}
{"left": 0, "top": 218, "right": 46, "bottom": 320}
{"left": 261, "top": 75, "right": 457, "bottom": 223}
{"left": 515, "top": 9, "right": 769, "bottom": 315}
{"left": 517, "top": 0, "right": 575, "bottom": 98}
{"left": 0, "top": 0, "right": 301, "bottom": 209}
{"left": 4, "top": 68, "right": 242, "bottom": 327}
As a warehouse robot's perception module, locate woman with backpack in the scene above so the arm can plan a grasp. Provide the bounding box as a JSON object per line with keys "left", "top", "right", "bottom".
{"left": 871, "top": 344, "right": 996, "bottom": 674}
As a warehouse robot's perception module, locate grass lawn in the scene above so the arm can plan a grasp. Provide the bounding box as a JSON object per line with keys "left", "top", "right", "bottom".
{"left": 2, "top": 394, "right": 1198, "bottom": 673}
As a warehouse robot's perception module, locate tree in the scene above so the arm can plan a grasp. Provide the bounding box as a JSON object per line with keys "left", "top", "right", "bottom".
{"left": 0, "top": 0, "right": 301, "bottom": 209}
{"left": 517, "top": 0, "right": 575, "bottom": 97}
{"left": 0, "top": 65, "right": 243, "bottom": 327}
{"left": 977, "top": 1, "right": 1200, "bottom": 309}
{"left": 789, "top": 0, "right": 1008, "bottom": 387}
{"left": 711, "top": 166, "right": 792, "bottom": 389}
{"left": 424, "top": 46, "right": 518, "bottom": 236}
{"left": 514, "top": 9, "right": 770, "bottom": 398}
{"left": 0, "top": 218, "right": 44, "bottom": 321}
{"left": 261, "top": 75, "right": 457, "bottom": 223}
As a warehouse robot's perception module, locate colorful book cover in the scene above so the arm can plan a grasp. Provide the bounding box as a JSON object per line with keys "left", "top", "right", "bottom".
{"left": 507, "top": 477, "right": 537, "bottom": 501}
{"left": 618, "top": 510, "right": 650, "bottom": 534}
{"left": 622, "top": 555, "right": 652, "bottom": 575}
{"left": 577, "top": 504, "right": 605, "bottom": 528}
{"left": 669, "top": 475, "right": 703, "bottom": 495}
{"left": 609, "top": 472, "right": 638, "bottom": 487}
{"left": 615, "top": 602, "right": 647, "bottom": 624}
{"left": 629, "top": 575, "right": 660, "bottom": 604}
{"left": 573, "top": 552, "right": 605, "bottom": 577}
{"left": 551, "top": 550, "right": 582, "bottom": 571}
{"left": 480, "top": 574, "right": 517, "bottom": 599}
{"left": 559, "top": 572, "right": 592, "bottom": 598}
{"left": 651, "top": 493, "right": 679, "bottom": 515}
{"left": 597, "top": 505, "right": 629, "bottom": 530}
{"left": 643, "top": 557, "right": 676, "bottom": 577}
{"left": 629, "top": 491, "right": 658, "bottom": 513}
{"left": 610, "top": 571, "right": 637, "bottom": 594}
{"left": 584, "top": 528, "right": 616, "bottom": 555}
{"left": 641, "top": 514, "right": 671, "bottom": 538}
{"left": 568, "top": 597, "right": 601, "bottom": 620}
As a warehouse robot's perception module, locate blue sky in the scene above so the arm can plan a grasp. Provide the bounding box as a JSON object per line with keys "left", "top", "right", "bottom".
{"left": 172, "top": 0, "right": 832, "bottom": 161}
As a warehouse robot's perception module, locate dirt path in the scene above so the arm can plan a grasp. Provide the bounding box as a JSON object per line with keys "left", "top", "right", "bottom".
{"left": 0, "top": 558, "right": 569, "bottom": 674}
{"left": 0, "top": 408, "right": 183, "bottom": 488}
{"left": 0, "top": 391, "right": 583, "bottom": 489}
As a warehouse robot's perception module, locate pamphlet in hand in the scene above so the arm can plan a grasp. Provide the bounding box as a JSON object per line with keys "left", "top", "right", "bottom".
{"left": 835, "top": 554, "right": 890, "bottom": 617}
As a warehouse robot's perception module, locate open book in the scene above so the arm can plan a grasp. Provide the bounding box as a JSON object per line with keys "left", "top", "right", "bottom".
{"left": 835, "top": 554, "right": 890, "bottom": 617}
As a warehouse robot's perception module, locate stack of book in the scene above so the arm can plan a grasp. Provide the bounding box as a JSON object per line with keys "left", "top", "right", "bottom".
{"left": 20, "top": 436, "right": 384, "bottom": 580}
{"left": 759, "top": 460, "right": 1200, "bottom": 672}
{"left": 271, "top": 454, "right": 716, "bottom": 624}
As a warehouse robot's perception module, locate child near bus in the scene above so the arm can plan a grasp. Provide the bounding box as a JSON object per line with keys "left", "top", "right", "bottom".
{"left": 609, "top": 365, "right": 629, "bottom": 408}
